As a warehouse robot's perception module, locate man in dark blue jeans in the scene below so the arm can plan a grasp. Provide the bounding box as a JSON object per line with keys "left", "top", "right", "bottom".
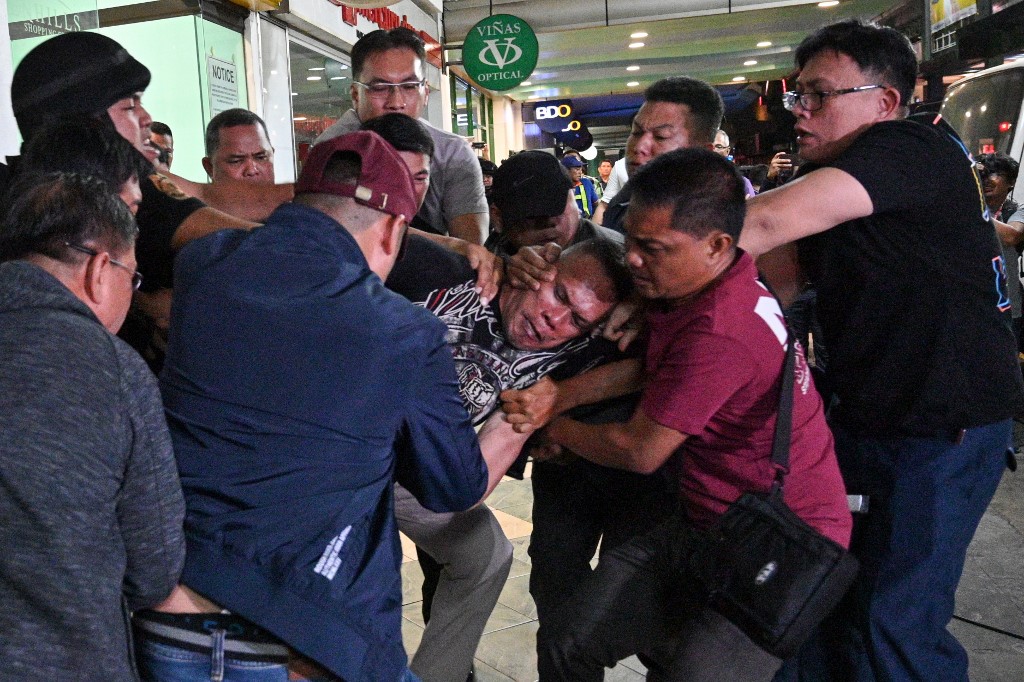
{"left": 742, "top": 20, "right": 1024, "bottom": 681}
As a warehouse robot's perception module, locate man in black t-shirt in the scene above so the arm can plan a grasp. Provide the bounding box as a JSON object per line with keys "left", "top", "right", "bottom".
{"left": 385, "top": 235, "right": 629, "bottom": 682}
{"left": 8, "top": 33, "right": 257, "bottom": 371}
{"left": 741, "top": 21, "right": 1024, "bottom": 681}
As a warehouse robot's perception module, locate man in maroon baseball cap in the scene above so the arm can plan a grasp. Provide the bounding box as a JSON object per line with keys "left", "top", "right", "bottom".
{"left": 134, "top": 130, "right": 517, "bottom": 682}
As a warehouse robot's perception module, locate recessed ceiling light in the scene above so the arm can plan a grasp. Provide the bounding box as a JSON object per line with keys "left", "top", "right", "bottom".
{"left": 293, "top": 116, "right": 307, "bottom": 121}
{"left": 522, "top": 80, "right": 533, "bottom": 86}
{"left": 306, "top": 76, "right": 322, "bottom": 81}
{"left": 308, "top": 67, "right": 325, "bottom": 71}
{"left": 330, "top": 76, "right": 346, "bottom": 80}
{"left": 629, "top": 42, "right": 645, "bottom": 49}
{"left": 818, "top": 1, "right": 839, "bottom": 6}
{"left": 627, "top": 65, "right": 640, "bottom": 71}
{"left": 627, "top": 81, "right": 640, "bottom": 87}
{"left": 291, "top": 92, "right": 297, "bottom": 96}
{"left": 630, "top": 32, "right": 648, "bottom": 39}
{"left": 757, "top": 41, "right": 772, "bottom": 48}
{"left": 733, "top": 76, "right": 746, "bottom": 82}
{"left": 744, "top": 60, "right": 758, "bottom": 66}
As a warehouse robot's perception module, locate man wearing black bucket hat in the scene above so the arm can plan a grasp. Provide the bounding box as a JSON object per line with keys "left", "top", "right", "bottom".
{"left": 6, "top": 32, "right": 258, "bottom": 371}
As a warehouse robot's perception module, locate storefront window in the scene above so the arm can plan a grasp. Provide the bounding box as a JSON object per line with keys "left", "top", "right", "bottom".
{"left": 289, "top": 39, "right": 352, "bottom": 169}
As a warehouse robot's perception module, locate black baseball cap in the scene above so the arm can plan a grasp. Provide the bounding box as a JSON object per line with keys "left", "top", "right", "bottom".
{"left": 491, "top": 151, "right": 573, "bottom": 223}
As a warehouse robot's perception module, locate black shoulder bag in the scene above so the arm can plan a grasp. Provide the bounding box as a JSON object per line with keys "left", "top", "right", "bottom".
{"left": 691, "top": 330, "right": 859, "bottom": 659}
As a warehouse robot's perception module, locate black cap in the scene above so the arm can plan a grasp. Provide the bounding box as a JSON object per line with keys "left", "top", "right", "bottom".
{"left": 478, "top": 158, "right": 498, "bottom": 176}
{"left": 12, "top": 33, "right": 151, "bottom": 139}
{"left": 491, "top": 151, "right": 573, "bottom": 223}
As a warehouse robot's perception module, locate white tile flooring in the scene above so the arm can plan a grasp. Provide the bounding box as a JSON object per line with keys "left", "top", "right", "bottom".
{"left": 397, "top": 466, "right": 648, "bottom": 681}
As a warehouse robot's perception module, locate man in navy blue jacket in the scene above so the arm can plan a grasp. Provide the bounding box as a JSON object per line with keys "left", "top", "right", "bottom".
{"left": 133, "top": 131, "right": 526, "bottom": 682}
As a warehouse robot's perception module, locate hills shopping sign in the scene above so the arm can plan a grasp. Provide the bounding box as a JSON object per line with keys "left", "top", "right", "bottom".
{"left": 463, "top": 14, "right": 538, "bottom": 92}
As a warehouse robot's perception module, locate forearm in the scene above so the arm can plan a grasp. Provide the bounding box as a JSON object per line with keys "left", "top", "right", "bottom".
{"left": 555, "top": 359, "right": 642, "bottom": 415}
{"left": 546, "top": 416, "right": 653, "bottom": 473}
{"left": 171, "top": 207, "right": 259, "bottom": 250}
{"left": 448, "top": 212, "right": 488, "bottom": 244}
{"left": 995, "top": 219, "right": 1024, "bottom": 248}
{"left": 477, "top": 412, "right": 532, "bottom": 500}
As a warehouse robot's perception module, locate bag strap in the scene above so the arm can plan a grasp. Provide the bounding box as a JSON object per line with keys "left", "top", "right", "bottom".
{"left": 770, "top": 328, "right": 797, "bottom": 492}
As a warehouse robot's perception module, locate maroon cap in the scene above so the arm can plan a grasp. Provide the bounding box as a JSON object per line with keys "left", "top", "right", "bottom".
{"left": 295, "top": 131, "right": 417, "bottom": 221}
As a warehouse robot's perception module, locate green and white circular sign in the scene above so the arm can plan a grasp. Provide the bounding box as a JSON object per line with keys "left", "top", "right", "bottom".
{"left": 463, "top": 14, "right": 538, "bottom": 92}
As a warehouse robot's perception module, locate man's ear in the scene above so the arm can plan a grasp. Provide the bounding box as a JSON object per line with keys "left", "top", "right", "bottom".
{"left": 878, "top": 86, "right": 902, "bottom": 119}
{"left": 350, "top": 83, "right": 361, "bottom": 112}
{"left": 380, "top": 214, "right": 406, "bottom": 257}
{"left": 202, "top": 157, "right": 213, "bottom": 179}
{"left": 80, "top": 251, "right": 111, "bottom": 307}
{"left": 489, "top": 203, "right": 503, "bottom": 234}
{"left": 707, "top": 231, "right": 734, "bottom": 259}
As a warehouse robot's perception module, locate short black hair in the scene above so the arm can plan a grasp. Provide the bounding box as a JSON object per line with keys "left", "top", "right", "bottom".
{"left": 20, "top": 117, "right": 144, "bottom": 194}
{"left": 150, "top": 121, "right": 172, "bottom": 137}
{"left": 644, "top": 77, "right": 725, "bottom": 146}
{"left": 627, "top": 148, "right": 746, "bottom": 240}
{"left": 978, "top": 153, "right": 1019, "bottom": 185}
{"left": 561, "top": 238, "right": 633, "bottom": 305}
{"left": 205, "top": 108, "right": 271, "bottom": 156}
{"left": 796, "top": 20, "right": 917, "bottom": 108}
{"left": 0, "top": 173, "right": 137, "bottom": 263}
{"left": 360, "top": 113, "right": 434, "bottom": 157}
{"left": 352, "top": 28, "right": 426, "bottom": 82}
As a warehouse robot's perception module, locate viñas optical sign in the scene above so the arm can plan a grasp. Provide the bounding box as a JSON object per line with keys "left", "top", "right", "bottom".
{"left": 463, "top": 14, "right": 538, "bottom": 92}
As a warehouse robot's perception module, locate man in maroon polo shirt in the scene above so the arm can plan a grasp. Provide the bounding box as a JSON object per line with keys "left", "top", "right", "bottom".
{"left": 504, "top": 148, "right": 851, "bottom": 681}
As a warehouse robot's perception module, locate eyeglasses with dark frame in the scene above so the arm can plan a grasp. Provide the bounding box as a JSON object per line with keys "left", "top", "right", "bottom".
{"left": 64, "top": 242, "right": 143, "bottom": 291}
{"left": 354, "top": 80, "right": 427, "bottom": 100}
{"left": 782, "top": 84, "right": 885, "bottom": 112}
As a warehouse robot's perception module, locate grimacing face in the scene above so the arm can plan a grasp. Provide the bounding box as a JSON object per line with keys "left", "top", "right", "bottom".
{"left": 500, "top": 252, "right": 617, "bottom": 351}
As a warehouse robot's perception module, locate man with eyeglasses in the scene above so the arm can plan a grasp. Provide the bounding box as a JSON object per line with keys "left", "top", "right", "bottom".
{"left": 0, "top": 173, "right": 185, "bottom": 680}
{"left": 314, "top": 28, "right": 489, "bottom": 244}
{"left": 740, "top": 20, "right": 1024, "bottom": 680}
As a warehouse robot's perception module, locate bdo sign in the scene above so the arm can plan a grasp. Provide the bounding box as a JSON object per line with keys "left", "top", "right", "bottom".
{"left": 463, "top": 14, "right": 538, "bottom": 92}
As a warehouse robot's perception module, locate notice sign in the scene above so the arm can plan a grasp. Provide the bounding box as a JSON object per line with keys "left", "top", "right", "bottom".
{"left": 462, "top": 14, "right": 538, "bottom": 92}
{"left": 207, "top": 55, "right": 238, "bottom": 117}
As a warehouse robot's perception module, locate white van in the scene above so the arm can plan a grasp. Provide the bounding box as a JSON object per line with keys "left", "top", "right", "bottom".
{"left": 941, "top": 60, "right": 1024, "bottom": 205}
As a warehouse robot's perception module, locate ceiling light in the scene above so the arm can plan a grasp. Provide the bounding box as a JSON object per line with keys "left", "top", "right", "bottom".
{"left": 818, "top": 1, "right": 839, "bottom": 6}
{"left": 627, "top": 65, "right": 640, "bottom": 71}
{"left": 630, "top": 32, "right": 648, "bottom": 39}
{"left": 522, "top": 80, "right": 533, "bottom": 86}
{"left": 744, "top": 60, "right": 758, "bottom": 66}
{"left": 291, "top": 92, "right": 297, "bottom": 96}
{"left": 308, "top": 67, "right": 325, "bottom": 71}
{"left": 733, "top": 76, "right": 746, "bottom": 82}
{"left": 627, "top": 81, "right": 640, "bottom": 87}
{"left": 629, "top": 42, "right": 645, "bottom": 49}
{"left": 330, "top": 76, "right": 346, "bottom": 80}
{"left": 757, "top": 41, "right": 772, "bottom": 48}
{"left": 293, "top": 116, "right": 307, "bottom": 121}
{"left": 306, "top": 76, "right": 322, "bottom": 81}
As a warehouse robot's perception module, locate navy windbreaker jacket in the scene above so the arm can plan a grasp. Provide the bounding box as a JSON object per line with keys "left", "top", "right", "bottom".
{"left": 160, "top": 203, "right": 487, "bottom": 681}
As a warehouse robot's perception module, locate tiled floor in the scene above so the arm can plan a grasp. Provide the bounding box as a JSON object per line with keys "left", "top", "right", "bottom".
{"left": 399, "top": 450, "right": 1024, "bottom": 682}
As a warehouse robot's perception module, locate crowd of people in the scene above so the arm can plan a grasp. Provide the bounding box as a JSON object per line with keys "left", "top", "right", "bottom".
{"left": 1, "top": 16, "right": 1021, "bottom": 682}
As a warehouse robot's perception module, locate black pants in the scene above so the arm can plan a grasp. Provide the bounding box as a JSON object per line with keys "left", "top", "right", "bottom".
{"left": 541, "top": 513, "right": 782, "bottom": 681}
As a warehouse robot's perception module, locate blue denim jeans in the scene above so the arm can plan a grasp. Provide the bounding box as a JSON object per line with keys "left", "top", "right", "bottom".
{"left": 135, "top": 635, "right": 421, "bottom": 682}
{"left": 776, "top": 419, "right": 1011, "bottom": 682}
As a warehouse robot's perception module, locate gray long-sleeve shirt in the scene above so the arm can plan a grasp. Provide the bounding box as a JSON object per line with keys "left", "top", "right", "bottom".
{"left": 0, "top": 261, "right": 185, "bottom": 681}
